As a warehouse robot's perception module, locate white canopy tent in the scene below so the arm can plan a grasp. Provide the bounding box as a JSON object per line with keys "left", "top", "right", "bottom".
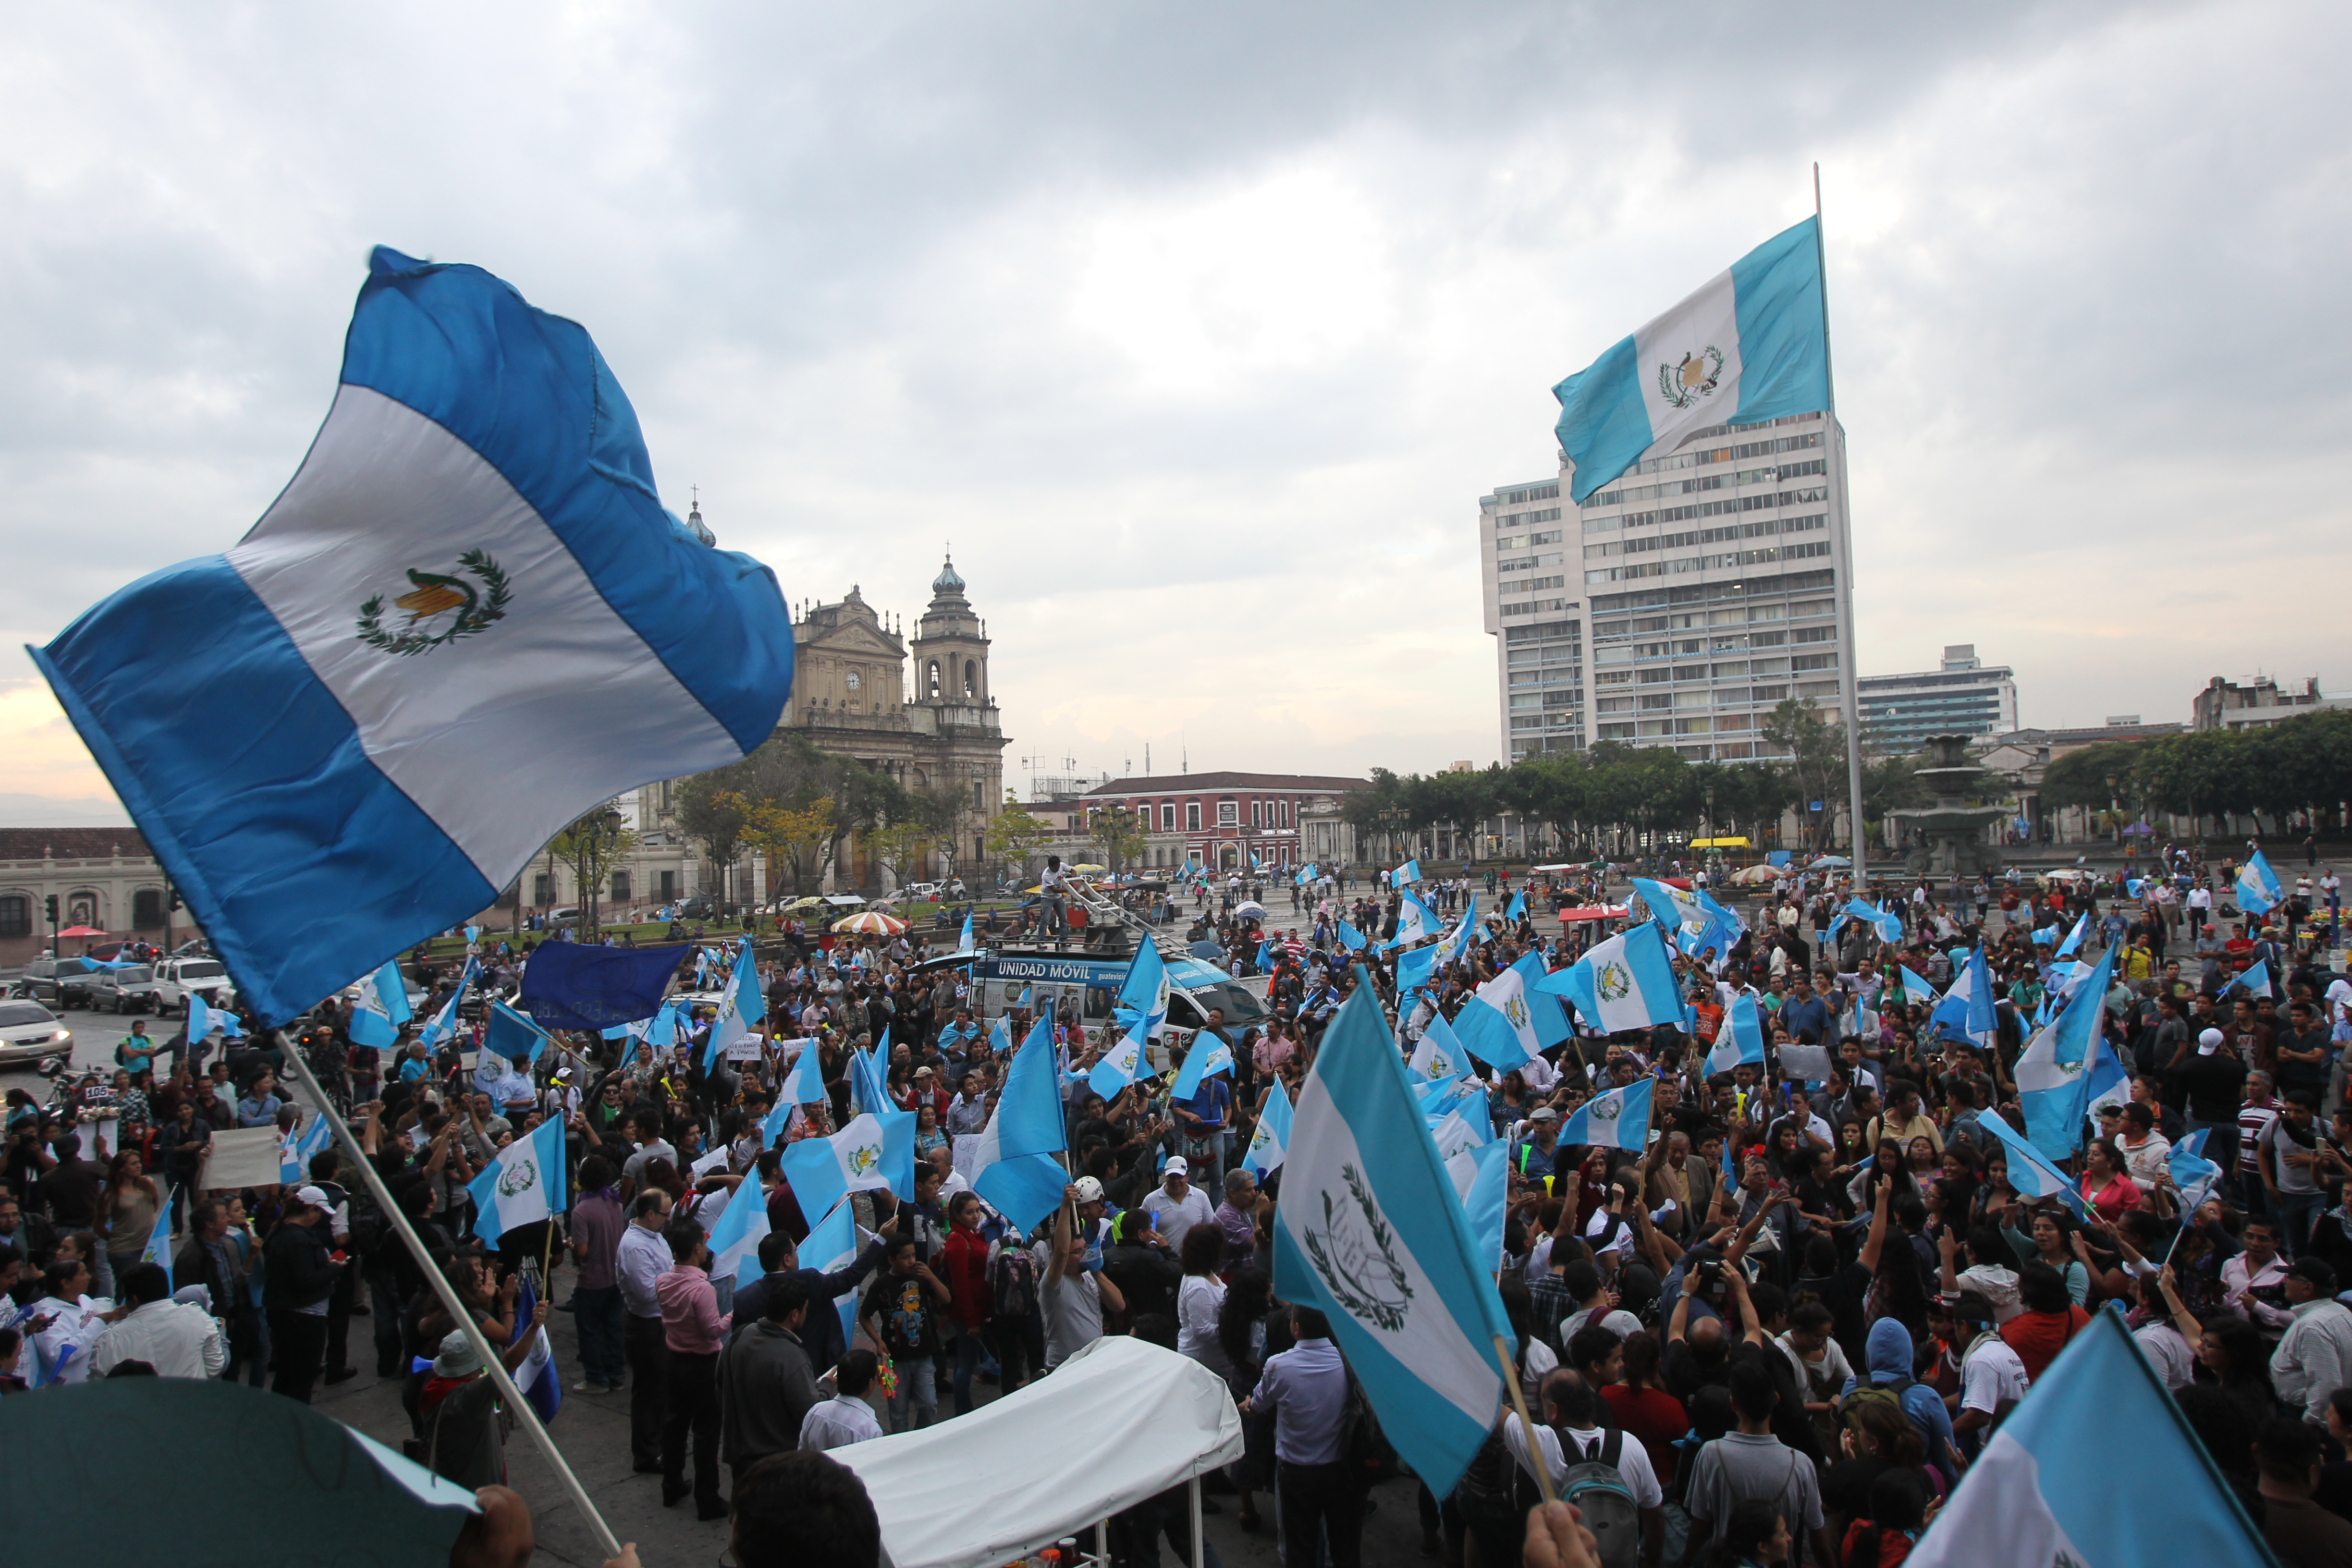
{"left": 832, "top": 1336, "right": 1243, "bottom": 1568}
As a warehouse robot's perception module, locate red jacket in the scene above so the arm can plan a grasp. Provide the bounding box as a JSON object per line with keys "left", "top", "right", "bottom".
{"left": 942, "top": 1224, "right": 992, "bottom": 1330}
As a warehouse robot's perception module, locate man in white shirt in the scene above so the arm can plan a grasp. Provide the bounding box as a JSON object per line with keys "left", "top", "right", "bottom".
{"left": 797, "top": 1348, "right": 886, "bottom": 1451}
{"left": 1144, "top": 1157, "right": 1215, "bottom": 1253}
{"left": 91, "top": 1263, "right": 223, "bottom": 1380}
{"left": 617, "top": 1189, "right": 676, "bottom": 1472}
{"left": 1950, "top": 1290, "right": 2030, "bottom": 1455}
{"left": 1503, "top": 1368, "right": 1663, "bottom": 1565}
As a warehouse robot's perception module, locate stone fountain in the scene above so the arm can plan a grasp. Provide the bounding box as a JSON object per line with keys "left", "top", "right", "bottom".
{"left": 1890, "top": 734, "right": 2008, "bottom": 877}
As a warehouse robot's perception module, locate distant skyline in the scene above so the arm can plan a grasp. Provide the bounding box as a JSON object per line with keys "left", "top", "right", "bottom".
{"left": 3, "top": 2, "right": 2347, "bottom": 823}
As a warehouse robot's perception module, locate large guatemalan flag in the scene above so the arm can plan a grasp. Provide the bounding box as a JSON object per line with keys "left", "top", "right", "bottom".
{"left": 1552, "top": 217, "right": 1831, "bottom": 503}
{"left": 32, "top": 248, "right": 794, "bottom": 1025}
{"left": 1273, "top": 985, "right": 1514, "bottom": 1496}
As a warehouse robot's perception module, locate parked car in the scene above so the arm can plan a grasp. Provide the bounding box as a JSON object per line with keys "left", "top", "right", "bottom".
{"left": 0, "top": 1000, "right": 71, "bottom": 1068}
{"left": 544, "top": 906, "right": 582, "bottom": 923}
{"left": 85, "top": 963, "right": 161, "bottom": 1015}
{"left": 153, "top": 956, "right": 238, "bottom": 1016}
{"left": 16, "top": 957, "right": 102, "bottom": 1009}
{"left": 899, "top": 882, "right": 943, "bottom": 904}
{"left": 676, "top": 896, "right": 718, "bottom": 920}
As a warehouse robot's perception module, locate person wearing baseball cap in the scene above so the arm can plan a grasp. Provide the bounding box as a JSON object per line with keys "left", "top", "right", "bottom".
{"left": 260, "top": 1184, "right": 346, "bottom": 1404}
{"left": 2175, "top": 1025, "right": 2251, "bottom": 1173}
{"left": 2274, "top": 1256, "right": 2352, "bottom": 1427}
{"left": 1148, "top": 1156, "right": 1213, "bottom": 1253}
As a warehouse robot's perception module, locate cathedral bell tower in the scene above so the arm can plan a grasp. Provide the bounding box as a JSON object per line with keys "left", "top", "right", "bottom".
{"left": 908, "top": 554, "right": 990, "bottom": 710}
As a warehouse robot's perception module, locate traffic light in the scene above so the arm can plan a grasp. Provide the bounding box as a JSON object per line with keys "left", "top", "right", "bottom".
{"left": 44, "top": 894, "right": 58, "bottom": 925}
{"left": 169, "top": 886, "right": 183, "bottom": 911}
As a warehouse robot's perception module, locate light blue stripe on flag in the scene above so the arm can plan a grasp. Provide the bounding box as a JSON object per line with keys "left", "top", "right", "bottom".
{"left": 1272, "top": 987, "right": 1513, "bottom": 1496}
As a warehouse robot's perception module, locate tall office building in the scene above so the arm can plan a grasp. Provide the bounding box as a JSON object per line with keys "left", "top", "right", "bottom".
{"left": 1856, "top": 645, "right": 2019, "bottom": 751}
{"left": 1480, "top": 410, "right": 1853, "bottom": 762}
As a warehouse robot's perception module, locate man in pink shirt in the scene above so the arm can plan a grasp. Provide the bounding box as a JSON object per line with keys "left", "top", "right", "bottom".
{"left": 656, "top": 1219, "right": 728, "bottom": 1519}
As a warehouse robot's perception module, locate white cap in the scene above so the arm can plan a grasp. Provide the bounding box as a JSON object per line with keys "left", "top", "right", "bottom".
{"left": 1162, "top": 1155, "right": 1189, "bottom": 1177}
{"left": 2197, "top": 1028, "right": 2226, "bottom": 1056}
{"left": 294, "top": 1184, "right": 333, "bottom": 1210}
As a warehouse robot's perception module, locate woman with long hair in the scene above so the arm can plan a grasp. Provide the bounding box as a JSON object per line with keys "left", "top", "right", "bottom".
{"left": 2001, "top": 1206, "right": 2089, "bottom": 1306}
{"left": 96, "top": 1148, "right": 161, "bottom": 1294}
{"left": 1175, "top": 1225, "right": 1230, "bottom": 1378}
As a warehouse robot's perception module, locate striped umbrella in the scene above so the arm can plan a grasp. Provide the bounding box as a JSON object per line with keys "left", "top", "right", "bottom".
{"left": 832, "top": 911, "right": 908, "bottom": 935}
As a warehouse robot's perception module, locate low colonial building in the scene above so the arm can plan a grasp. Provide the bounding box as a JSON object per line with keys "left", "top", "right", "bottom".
{"left": 0, "top": 828, "right": 176, "bottom": 965}
{"left": 1080, "top": 772, "right": 1369, "bottom": 873}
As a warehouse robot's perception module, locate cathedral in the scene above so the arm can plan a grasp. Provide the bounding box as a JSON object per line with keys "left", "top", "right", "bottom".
{"left": 784, "top": 555, "right": 1011, "bottom": 883}
{"left": 552, "top": 513, "right": 1010, "bottom": 911}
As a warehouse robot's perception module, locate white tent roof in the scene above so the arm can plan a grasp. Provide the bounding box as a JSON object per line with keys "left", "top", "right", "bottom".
{"left": 832, "top": 1336, "right": 1243, "bottom": 1568}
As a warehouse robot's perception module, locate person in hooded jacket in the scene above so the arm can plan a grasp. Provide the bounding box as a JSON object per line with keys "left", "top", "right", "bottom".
{"left": 1839, "top": 1319, "right": 1962, "bottom": 1488}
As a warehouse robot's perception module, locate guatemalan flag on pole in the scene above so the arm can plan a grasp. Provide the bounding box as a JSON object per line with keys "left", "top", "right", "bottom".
{"left": 1535, "top": 921, "right": 1684, "bottom": 1035}
{"left": 1552, "top": 217, "right": 1831, "bottom": 504}
{"left": 1272, "top": 986, "right": 1515, "bottom": 1496}
{"left": 466, "top": 1116, "right": 568, "bottom": 1249}
{"left": 29, "top": 248, "right": 794, "bottom": 1026}
{"left": 969, "top": 1015, "right": 1071, "bottom": 1234}
{"left": 1906, "top": 1309, "right": 2266, "bottom": 1568}
{"left": 346, "top": 958, "right": 412, "bottom": 1049}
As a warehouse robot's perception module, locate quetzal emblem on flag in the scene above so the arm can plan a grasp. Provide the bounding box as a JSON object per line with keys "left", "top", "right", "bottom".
{"left": 1304, "top": 1165, "right": 1413, "bottom": 1332}
{"left": 358, "top": 549, "right": 513, "bottom": 656}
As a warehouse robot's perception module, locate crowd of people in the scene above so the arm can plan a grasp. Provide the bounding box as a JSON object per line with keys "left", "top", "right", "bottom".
{"left": 4, "top": 840, "right": 2352, "bottom": 1568}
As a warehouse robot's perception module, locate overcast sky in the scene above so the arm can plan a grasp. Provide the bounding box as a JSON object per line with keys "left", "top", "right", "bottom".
{"left": 3, "top": 1, "right": 2346, "bottom": 824}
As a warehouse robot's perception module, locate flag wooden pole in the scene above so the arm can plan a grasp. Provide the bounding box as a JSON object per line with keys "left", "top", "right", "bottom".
{"left": 1491, "top": 1335, "right": 1559, "bottom": 1506}
{"left": 1815, "top": 161, "right": 1870, "bottom": 901}
{"left": 274, "top": 1031, "right": 625, "bottom": 1561}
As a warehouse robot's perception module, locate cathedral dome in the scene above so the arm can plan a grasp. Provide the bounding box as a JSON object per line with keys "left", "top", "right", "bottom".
{"left": 931, "top": 556, "right": 966, "bottom": 595}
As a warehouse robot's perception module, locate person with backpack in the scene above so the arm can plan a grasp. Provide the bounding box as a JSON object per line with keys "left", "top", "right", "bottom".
{"left": 1499, "top": 1367, "right": 1661, "bottom": 1568}
{"left": 1682, "top": 1361, "right": 1835, "bottom": 1568}
{"left": 989, "top": 1213, "right": 1045, "bottom": 1390}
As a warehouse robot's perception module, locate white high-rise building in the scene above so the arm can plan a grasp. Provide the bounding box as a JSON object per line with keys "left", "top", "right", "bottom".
{"left": 1480, "top": 410, "right": 1853, "bottom": 763}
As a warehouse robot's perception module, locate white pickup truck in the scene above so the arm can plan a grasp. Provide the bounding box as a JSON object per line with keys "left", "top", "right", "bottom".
{"left": 152, "top": 956, "right": 238, "bottom": 1016}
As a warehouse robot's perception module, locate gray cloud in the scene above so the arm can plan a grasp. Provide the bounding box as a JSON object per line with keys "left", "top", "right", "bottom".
{"left": 0, "top": 0, "right": 2342, "bottom": 812}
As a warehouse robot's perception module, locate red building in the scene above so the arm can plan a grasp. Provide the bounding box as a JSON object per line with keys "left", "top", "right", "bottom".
{"left": 1080, "top": 772, "right": 1368, "bottom": 873}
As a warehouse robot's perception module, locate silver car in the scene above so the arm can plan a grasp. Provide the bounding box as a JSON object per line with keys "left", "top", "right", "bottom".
{"left": 0, "top": 999, "right": 72, "bottom": 1067}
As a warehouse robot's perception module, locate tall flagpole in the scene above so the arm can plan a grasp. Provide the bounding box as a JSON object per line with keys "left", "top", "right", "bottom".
{"left": 1816, "top": 163, "right": 1870, "bottom": 897}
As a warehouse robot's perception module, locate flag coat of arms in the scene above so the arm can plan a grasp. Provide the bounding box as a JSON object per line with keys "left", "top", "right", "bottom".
{"left": 1552, "top": 216, "right": 1830, "bottom": 504}
{"left": 466, "top": 1117, "right": 568, "bottom": 1248}
{"left": 2237, "top": 848, "right": 2282, "bottom": 917}
{"left": 29, "top": 246, "right": 794, "bottom": 1025}
{"left": 1271, "top": 987, "right": 1515, "bottom": 1496}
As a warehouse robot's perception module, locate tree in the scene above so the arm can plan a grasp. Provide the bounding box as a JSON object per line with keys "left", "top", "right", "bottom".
{"left": 730, "top": 792, "right": 836, "bottom": 898}
{"left": 1089, "top": 804, "right": 1151, "bottom": 874}
{"left": 1760, "top": 698, "right": 1849, "bottom": 851}
{"left": 984, "top": 792, "right": 1053, "bottom": 883}
{"left": 675, "top": 774, "right": 750, "bottom": 914}
{"left": 547, "top": 804, "right": 638, "bottom": 937}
